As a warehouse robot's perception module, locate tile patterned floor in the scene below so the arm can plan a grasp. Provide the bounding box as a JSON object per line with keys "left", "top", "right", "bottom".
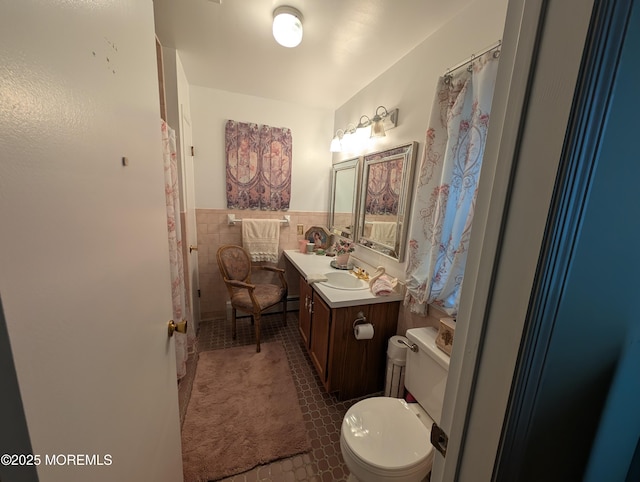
{"left": 178, "top": 311, "right": 374, "bottom": 481}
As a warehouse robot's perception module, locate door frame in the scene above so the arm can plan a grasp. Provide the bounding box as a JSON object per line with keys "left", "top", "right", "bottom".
{"left": 431, "top": 0, "right": 600, "bottom": 479}
{"left": 179, "top": 103, "right": 201, "bottom": 333}
{"left": 0, "top": 296, "right": 37, "bottom": 482}
{"left": 493, "top": 0, "right": 634, "bottom": 479}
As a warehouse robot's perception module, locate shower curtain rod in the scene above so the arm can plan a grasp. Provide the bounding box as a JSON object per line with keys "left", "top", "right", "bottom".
{"left": 445, "top": 40, "right": 502, "bottom": 76}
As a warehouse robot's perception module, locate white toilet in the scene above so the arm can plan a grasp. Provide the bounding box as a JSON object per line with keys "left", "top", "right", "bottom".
{"left": 340, "top": 326, "right": 450, "bottom": 482}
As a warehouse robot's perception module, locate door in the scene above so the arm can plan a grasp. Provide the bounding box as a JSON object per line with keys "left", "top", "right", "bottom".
{"left": 180, "top": 104, "right": 201, "bottom": 333}
{"left": 310, "top": 293, "right": 331, "bottom": 384}
{"left": 0, "top": 2, "right": 183, "bottom": 481}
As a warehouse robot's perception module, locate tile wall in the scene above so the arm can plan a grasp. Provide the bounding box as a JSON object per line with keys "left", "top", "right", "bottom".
{"left": 196, "top": 209, "right": 330, "bottom": 320}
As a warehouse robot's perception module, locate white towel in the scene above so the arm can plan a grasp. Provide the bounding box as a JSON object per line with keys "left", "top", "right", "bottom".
{"left": 370, "top": 221, "right": 396, "bottom": 246}
{"left": 242, "top": 219, "right": 280, "bottom": 262}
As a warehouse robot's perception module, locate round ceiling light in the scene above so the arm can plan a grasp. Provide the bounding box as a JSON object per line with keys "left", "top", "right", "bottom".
{"left": 272, "top": 6, "right": 303, "bottom": 48}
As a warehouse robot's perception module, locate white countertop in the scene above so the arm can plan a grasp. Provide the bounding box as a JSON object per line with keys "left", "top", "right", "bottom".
{"left": 284, "top": 250, "right": 404, "bottom": 309}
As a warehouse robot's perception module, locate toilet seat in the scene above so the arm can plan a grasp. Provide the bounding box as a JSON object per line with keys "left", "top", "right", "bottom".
{"left": 341, "top": 432, "right": 432, "bottom": 481}
{"left": 341, "top": 397, "right": 434, "bottom": 474}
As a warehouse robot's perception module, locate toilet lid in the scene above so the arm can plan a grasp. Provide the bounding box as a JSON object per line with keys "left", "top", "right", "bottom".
{"left": 342, "top": 397, "right": 433, "bottom": 471}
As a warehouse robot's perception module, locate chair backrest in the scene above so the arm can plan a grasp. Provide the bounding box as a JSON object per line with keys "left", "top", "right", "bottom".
{"left": 216, "top": 245, "right": 252, "bottom": 283}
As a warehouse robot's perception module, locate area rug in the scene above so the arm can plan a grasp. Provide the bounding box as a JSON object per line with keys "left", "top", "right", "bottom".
{"left": 181, "top": 342, "right": 310, "bottom": 481}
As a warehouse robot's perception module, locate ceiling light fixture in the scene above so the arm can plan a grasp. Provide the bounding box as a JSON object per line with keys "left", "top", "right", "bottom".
{"left": 329, "top": 107, "right": 398, "bottom": 152}
{"left": 272, "top": 6, "right": 304, "bottom": 48}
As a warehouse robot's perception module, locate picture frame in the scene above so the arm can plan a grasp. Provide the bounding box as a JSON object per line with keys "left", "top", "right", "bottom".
{"left": 304, "top": 226, "right": 330, "bottom": 250}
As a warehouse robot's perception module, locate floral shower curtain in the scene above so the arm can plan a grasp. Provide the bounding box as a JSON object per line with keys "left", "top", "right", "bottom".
{"left": 404, "top": 50, "right": 499, "bottom": 316}
{"left": 161, "top": 119, "right": 195, "bottom": 380}
{"left": 225, "top": 120, "right": 292, "bottom": 210}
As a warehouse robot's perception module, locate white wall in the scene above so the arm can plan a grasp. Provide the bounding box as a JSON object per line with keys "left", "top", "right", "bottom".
{"left": 187, "top": 0, "right": 507, "bottom": 226}
{"left": 333, "top": 0, "right": 509, "bottom": 278}
{"left": 189, "top": 87, "right": 335, "bottom": 211}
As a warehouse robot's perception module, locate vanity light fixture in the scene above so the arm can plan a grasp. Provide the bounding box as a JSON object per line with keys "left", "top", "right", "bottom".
{"left": 356, "top": 115, "right": 372, "bottom": 139}
{"left": 340, "top": 124, "right": 357, "bottom": 152}
{"left": 330, "top": 129, "right": 344, "bottom": 153}
{"left": 272, "top": 6, "right": 304, "bottom": 48}
{"left": 330, "top": 106, "right": 399, "bottom": 151}
{"left": 370, "top": 106, "right": 390, "bottom": 137}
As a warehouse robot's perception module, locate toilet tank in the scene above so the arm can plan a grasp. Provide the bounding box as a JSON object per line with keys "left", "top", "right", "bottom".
{"left": 405, "top": 327, "right": 450, "bottom": 425}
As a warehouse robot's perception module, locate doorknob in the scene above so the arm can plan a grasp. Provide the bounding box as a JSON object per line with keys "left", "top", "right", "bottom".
{"left": 189, "top": 245, "right": 198, "bottom": 253}
{"left": 168, "top": 319, "right": 188, "bottom": 337}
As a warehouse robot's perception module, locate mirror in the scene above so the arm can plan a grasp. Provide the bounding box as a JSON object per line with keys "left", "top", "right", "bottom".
{"left": 328, "top": 157, "right": 360, "bottom": 240}
{"left": 358, "top": 142, "right": 417, "bottom": 261}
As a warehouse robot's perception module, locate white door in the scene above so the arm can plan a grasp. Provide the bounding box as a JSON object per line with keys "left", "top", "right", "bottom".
{"left": 180, "top": 105, "right": 201, "bottom": 332}
{"left": 0, "top": 2, "right": 183, "bottom": 481}
{"left": 431, "top": 0, "right": 595, "bottom": 480}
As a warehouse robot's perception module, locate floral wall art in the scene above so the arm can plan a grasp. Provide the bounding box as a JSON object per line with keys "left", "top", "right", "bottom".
{"left": 225, "top": 120, "right": 292, "bottom": 211}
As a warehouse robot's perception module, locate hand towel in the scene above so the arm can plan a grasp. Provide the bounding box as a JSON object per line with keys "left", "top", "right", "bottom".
{"left": 370, "top": 274, "right": 397, "bottom": 296}
{"left": 306, "top": 273, "right": 328, "bottom": 284}
{"left": 368, "top": 266, "right": 386, "bottom": 287}
{"left": 370, "top": 221, "right": 397, "bottom": 246}
{"left": 242, "top": 219, "right": 280, "bottom": 262}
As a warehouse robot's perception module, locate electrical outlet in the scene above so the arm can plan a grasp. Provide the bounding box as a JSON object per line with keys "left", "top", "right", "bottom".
{"left": 297, "top": 224, "right": 304, "bottom": 235}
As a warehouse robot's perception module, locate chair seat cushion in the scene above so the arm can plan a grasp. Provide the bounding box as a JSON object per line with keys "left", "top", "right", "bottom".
{"left": 231, "top": 284, "right": 285, "bottom": 312}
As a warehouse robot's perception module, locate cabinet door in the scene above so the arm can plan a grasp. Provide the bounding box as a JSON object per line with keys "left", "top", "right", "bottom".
{"left": 310, "top": 293, "right": 331, "bottom": 383}
{"left": 298, "top": 276, "right": 313, "bottom": 347}
{"left": 330, "top": 301, "right": 401, "bottom": 400}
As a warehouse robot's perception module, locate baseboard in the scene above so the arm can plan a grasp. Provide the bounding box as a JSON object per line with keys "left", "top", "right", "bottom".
{"left": 226, "top": 295, "right": 300, "bottom": 320}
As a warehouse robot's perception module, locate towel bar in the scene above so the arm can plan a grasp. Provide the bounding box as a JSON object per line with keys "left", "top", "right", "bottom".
{"left": 227, "top": 214, "right": 290, "bottom": 226}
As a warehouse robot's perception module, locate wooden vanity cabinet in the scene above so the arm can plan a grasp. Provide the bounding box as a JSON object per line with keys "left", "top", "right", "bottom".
{"left": 297, "top": 275, "right": 400, "bottom": 400}
{"left": 298, "top": 277, "right": 331, "bottom": 381}
{"left": 298, "top": 277, "right": 312, "bottom": 347}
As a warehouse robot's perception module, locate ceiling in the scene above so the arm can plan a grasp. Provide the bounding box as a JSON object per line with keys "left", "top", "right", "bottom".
{"left": 152, "top": 0, "right": 474, "bottom": 110}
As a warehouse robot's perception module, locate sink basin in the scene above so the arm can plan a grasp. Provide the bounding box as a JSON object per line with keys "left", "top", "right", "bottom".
{"left": 319, "top": 272, "right": 369, "bottom": 290}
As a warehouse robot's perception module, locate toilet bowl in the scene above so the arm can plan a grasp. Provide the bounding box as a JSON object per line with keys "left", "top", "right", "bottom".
{"left": 340, "top": 397, "right": 435, "bottom": 482}
{"left": 340, "top": 327, "right": 449, "bottom": 482}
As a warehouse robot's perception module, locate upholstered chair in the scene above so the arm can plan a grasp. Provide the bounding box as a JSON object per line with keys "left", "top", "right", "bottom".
{"left": 216, "top": 245, "right": 287, "bottom": 352}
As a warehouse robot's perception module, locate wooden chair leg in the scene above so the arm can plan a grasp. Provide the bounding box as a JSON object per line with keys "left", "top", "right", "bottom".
{"left": 231, "top": 307, "right": 237, "bottom": 339}
{"left": 254, "top": 313, "right": 261, "bottom": 353}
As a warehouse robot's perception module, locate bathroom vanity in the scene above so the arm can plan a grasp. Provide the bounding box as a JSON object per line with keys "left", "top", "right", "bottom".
{"left": 284, "top": 250, "right": 402, "bottom": 400}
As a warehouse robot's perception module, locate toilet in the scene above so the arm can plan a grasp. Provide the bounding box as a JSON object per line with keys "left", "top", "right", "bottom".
{"left": 340, "top": 326, "right": 450, "bottom": 482}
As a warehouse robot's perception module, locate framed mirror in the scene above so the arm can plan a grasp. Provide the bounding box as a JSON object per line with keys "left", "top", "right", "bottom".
{"left": 357, "top": 142, "right": 417, "bottom": 261}
{"left": 328, "top": 157, "right": 360, "bottom": 240}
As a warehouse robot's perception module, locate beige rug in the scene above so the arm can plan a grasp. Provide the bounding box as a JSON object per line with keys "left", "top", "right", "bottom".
{"left": 181, "top": 342, "right": 310, "bottom": 481}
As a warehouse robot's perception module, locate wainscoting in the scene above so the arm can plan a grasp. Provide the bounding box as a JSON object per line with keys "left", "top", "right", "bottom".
{"left": 196, "top": 208, "right": 329, "bottom": 320}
